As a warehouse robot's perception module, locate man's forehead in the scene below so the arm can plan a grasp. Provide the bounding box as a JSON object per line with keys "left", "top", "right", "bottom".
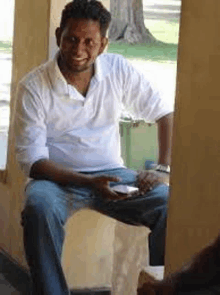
{"left": 64, "top": 18, "right": 101, "bottom": 35}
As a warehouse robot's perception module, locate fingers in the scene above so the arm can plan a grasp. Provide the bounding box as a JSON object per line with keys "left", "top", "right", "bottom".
{"left": 106, "top": 176, "right": 122, "bottom": 182}
{"left": 138, "top": 170, "right": 160, "bottom": 194}
{"left": 105, "top": 188, "right": 121, "bottom": 200}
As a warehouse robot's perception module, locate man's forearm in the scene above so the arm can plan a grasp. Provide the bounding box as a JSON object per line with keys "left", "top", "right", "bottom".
{"left": 30, "top": 159, "right": 93, "bottom": 187}
{"left": 156, "top": 112, "right": 174, "bottom": 165}
{"left": 29, "top": 159, "right": 122, "bottom": 200}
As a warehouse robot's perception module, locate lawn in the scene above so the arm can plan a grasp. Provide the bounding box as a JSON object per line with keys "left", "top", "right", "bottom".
{"left": 107, "top": 42, "right": 178, "bottom": 62}
{"left": 107, "top": 14, "right": 180, "bottom": 63}
{"left": 144, "top": 19, "right": 180, "bottom": 45}
{"left": 0, "top": 41, "right": 12, "bottom": 53}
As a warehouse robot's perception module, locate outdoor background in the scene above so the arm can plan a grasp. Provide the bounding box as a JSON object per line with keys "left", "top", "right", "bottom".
{"left": 0, "top": 0, "right": 181, "bottom": 169}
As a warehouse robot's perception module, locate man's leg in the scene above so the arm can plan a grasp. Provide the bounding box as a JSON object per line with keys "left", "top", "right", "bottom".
{"left": 90, "top": 168, "right": 169, "bottom": 266}
{"left": 22, "top": 180, "right": 92, "bottom": 295}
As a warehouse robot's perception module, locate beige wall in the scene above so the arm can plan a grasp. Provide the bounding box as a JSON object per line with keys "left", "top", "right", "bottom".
{"left": 63, "top": 210, "right": 116, "bottom": 289}
{"left": 101, "top": 0, "right": 110, "bottom": 10}
{"left": 165, "top": 0, "right": 220, "bottom": 275}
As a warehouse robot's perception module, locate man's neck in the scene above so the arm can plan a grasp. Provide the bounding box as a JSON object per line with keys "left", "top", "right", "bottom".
{"left": 58, "top": 56, "right": 94, "bottom": 97}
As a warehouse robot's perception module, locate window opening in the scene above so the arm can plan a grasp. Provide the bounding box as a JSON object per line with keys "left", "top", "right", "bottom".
{"left": 0, "top": 0, "right": 14, "bottom": 169}
{"left": 107, "top": 0, "right": 181, "bottom": 169}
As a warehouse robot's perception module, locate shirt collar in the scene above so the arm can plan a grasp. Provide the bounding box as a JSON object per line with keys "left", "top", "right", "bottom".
{"left": 47, "top": 52, "right": 71, "bottom": 99}
{"left": 94, "top": 53, "right": 111, "bottom": 82}
{"left": 47, "top": 51, "right": 110, "bottom": 99}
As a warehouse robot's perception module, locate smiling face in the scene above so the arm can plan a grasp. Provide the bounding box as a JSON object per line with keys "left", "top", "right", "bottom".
{"left": 56, "top": 18, "right": 108, "bottom": 75}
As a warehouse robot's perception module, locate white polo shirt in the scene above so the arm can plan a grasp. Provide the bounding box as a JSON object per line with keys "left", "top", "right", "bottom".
{"left": 15, "top": 52, "right": 173, "bottom": 177}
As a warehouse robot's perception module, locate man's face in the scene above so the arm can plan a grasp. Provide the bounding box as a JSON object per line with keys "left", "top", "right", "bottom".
{"left": 56, "top": 18, "right": 108, "bottom": 74}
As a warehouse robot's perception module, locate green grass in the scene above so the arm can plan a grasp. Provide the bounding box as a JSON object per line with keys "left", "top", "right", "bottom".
{"left": 0, "top": 41, "right": 12, "bottom": 53}
{"left": 144, "top": 19, "right": 180, "bottom": 45}
{"left": 107, "top": 41, "right": 178, "bottom": 62}
{"left": 107, "top": 17, "right": 180, "bottom": 63}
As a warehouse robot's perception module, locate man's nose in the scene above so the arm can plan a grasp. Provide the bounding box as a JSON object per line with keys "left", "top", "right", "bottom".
{"left": 73, "top": 40, "right": 85, "bottom": 55}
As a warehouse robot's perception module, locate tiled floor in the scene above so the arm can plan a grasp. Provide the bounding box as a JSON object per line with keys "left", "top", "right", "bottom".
{"left": 0, "top": 274, "right": 20, "bottom": 294}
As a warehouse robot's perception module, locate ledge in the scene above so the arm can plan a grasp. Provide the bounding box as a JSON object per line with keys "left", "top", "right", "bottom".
{"left": 0, "top": 170, "right": 7, "bottom": 184}
{"left": 0, "top": 249, "right": 111, "bottom": 294}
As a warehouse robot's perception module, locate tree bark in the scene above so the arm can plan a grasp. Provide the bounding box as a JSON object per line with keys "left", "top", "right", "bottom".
{"left": 109, "top": 0, "right": 157, "bottom": 44}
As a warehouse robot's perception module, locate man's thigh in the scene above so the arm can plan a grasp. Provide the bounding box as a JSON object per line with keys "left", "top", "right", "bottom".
{"left": 24, "top": 180, "right": 94, "bottom": 224}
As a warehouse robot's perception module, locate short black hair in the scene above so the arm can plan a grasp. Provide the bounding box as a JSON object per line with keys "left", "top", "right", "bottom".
{"left": 60, "top": 0, "right": 111, "bottom": 37}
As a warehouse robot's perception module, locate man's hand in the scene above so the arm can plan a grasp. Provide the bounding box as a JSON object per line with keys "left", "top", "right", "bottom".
{"left": 137, "top": 170, "right": 169, "bottom": 195}
{"left": 91, "top": 175, "right": 129, "bottom": 201}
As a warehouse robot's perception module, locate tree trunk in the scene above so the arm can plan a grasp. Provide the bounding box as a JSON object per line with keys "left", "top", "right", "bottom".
{"left": 109, "top": 0, "right": 157, "bottom": 44}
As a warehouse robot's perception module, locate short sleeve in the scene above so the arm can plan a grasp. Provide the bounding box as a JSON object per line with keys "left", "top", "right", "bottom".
{"left": 14, "top": 82, "right": 49, "bottom": 176}
{"left": 121, "top": 58, "right": 173, "bottom": 122}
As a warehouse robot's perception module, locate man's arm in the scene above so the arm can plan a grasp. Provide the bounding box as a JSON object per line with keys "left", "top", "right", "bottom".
{"left": 137, "top": 112, "right": 173, "bottom": 194}
{"left": 30, "top": 159, "right": 122, "bottom": 200}
{"left": 15, "top": 83, "right": 122, "bottom": 200}
{"left": 30, "top": 159, "right": 94, "bottom": 187}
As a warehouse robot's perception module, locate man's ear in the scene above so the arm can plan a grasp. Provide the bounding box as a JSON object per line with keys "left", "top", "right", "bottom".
{"left": 99, "top": 37, "right": 109, "bottom": 54}
{"left": 55, "top": 27, "right": 62, "bottom": 48}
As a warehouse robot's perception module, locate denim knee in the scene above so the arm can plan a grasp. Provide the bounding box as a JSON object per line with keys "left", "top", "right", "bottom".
{"left": 22, "top": 180, "right": 67, "bottom": 226}
{"left": 150, "top": 184, "right": 169, "bottom": 207}
{"left": 21, "top": 196, "right": 54, "bottom": 229}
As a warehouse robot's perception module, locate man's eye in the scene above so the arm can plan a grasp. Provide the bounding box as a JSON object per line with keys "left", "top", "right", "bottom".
{"left": 70, "top": 37, "right": 76, "bottom": 43}
{"left": 65, "top": 37, "right": 76, "bottom": 43}
{"left": 85, "top": 39, "right": 94, "bottom": 46}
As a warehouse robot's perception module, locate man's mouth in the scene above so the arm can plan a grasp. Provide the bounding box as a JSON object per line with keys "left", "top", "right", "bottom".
{"left": 71, "top": 57, "right": 87, "bottom": 63}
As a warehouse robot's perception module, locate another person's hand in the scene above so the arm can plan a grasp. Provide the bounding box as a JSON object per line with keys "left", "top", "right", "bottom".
{"left": 137, "top": 170, "right": 169, "bottom": 195}
{"left": 91, "top": 175, "right": 129, "bottom": 200}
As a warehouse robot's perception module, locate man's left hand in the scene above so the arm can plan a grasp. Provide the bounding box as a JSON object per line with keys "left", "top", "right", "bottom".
{"left": 137, "top": 170, "right": 169, "bottom": 195}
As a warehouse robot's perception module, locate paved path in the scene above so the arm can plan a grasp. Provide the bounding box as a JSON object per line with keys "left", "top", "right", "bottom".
{"left": 0, "top": 273, "right": 20, "bottom": 295}
{"left": 143, "top": 0, "right": 181, "bottom": 21}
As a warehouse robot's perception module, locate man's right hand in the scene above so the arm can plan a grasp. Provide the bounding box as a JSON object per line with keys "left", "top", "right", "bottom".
{"left": 90, "top": 175, "right": 128, "bottom": 201}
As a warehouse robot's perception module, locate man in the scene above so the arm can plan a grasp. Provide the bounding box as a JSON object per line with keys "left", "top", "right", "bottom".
{"left": 15, "top": 0, "right": 173, "bottom": 294}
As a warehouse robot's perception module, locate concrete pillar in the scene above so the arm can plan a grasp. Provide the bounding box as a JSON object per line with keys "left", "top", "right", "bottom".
{"left": 165, "top": 0, "right": 220, "bottom": 275}
{"left": 5, "top": 0, "right": 52, "bottom": 265}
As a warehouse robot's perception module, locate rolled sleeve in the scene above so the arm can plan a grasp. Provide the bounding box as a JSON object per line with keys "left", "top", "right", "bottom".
{"left": 121, "top": 59, "right": 173, "bottom": 122}
{"left": 14, "top": 83, "right": 49, "bottom": 177}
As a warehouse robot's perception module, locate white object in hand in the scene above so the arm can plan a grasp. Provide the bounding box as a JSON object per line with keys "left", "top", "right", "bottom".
{"left": 112, "top": 185, "right": 139, "bottom": 194}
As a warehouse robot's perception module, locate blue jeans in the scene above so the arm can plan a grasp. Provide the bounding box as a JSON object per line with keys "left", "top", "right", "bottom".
{"left": 21, "top": 168, "right": 169, "bottom": 295}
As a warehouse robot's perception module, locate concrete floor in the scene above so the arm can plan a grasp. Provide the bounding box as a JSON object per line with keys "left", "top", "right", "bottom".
{"left": 0, "top": 274, "right": 20, "bottom": 294}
